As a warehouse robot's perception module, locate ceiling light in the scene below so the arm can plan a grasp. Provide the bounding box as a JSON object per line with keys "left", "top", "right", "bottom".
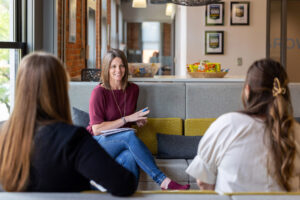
{"left": 132, "top": 0, "right": 147, "bottom": 8}
{"left": 165, "top": 3, "right": 174, "bottom": 17}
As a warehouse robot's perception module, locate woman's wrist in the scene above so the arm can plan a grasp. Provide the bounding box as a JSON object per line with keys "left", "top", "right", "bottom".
{"left": 122, "top": 117, "right": 127, "bottom": 124}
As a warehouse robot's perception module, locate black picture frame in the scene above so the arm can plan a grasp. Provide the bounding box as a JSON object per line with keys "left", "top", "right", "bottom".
{"left": 230, "top": 2, "right": 250, "bottom": 25}
{"left": 206, "top": 2, "right": 225, "bottom": 26}
{"left": 205, "top": 31, "right": 224, "bottom": 55}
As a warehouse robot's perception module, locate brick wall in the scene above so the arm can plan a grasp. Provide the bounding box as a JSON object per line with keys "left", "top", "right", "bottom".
{"left": 57, "top": 0, "right": 87, "bottom": 78}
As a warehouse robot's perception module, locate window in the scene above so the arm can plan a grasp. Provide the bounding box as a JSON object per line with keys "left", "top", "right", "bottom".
{"left": 142, "top": 22, "right": 160, "bottom": 63}
{"left": 0, "top": 0, "right": 26, "bottom": 121}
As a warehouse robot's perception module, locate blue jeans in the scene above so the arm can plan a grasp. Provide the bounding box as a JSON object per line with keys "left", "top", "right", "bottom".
{"left": 93, "top": 130, "right": 166, "bottom": 185}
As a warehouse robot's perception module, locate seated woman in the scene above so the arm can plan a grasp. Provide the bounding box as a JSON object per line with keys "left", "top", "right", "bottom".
{"left": 186, "top": 59, "right": 300, "bottom": 193}
{"left": 0, "top": 52, "right": 137, "bottom": 196}
{"left": 87, "top": 49, "right": 189, "bottom": 190}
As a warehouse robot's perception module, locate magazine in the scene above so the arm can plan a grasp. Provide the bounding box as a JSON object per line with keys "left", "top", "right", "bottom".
{"left": 100, "top": 128, "right": 136, "bottom": 136}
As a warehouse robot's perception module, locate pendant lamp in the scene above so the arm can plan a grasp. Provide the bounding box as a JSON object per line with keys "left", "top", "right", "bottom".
{"left": 171, "top": 0, "right": 221, "bottom": 6}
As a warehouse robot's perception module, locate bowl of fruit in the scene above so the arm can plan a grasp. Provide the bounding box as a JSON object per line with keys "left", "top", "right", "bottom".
{"left": 187, "top": 61, "right": 228, "bottom": 78}
{"left": 128, "top": 63, "right": 160, "bottom": 77}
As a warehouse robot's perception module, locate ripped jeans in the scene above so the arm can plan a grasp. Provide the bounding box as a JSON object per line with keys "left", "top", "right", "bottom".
{"left": 93, "top": 130, "right": 166, "bottom": 185}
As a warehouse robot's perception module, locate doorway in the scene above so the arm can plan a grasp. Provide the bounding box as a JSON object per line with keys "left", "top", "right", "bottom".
{"left": 268, "top": 0, "right": 300, "bottom": 82}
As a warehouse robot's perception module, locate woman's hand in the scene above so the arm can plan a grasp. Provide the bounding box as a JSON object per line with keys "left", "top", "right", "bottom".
{"left": 136, "top": 119, "right": 147, "bottom": 127}
{"left": 125, "top": 108, "right": 150, "bottom": 123}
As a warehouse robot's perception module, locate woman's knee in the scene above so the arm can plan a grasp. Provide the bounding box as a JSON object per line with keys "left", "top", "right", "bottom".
{"left": 116, "top": 150, "right": 139, "bottom": 177}
{"left": 118, "top": 150, "right": 135, "bottom": 162}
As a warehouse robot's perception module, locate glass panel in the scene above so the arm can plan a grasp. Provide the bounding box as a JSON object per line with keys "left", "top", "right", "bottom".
{"left": 101, "top": 0, "right": 107, "bottom": 60}
{"left": 287, "top": 0, "right": 300, "bottom": 82}
{"left": 142, "top": 22, "right": 160, "bottom": 63}
{"left": 121, "top": 2, "right": 174, "bottom": 76}
{"left": 269, "top": 0, "right": 281, "bottom": 62}
{"left": 0, "top": 0, "right": 14, "bottom": 42}
{"left": 87, "top": 7, "right": 96, "bottom": 69}
{"left": 0, "top": 49, "right": 21, "bottom": 121}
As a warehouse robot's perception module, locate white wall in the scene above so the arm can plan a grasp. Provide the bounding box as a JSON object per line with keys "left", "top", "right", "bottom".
{"left": 175, "top": 6, "right": 187, "bottom": 76}
{"left": 175, "top": 0, "right": 267, "bottom": 77}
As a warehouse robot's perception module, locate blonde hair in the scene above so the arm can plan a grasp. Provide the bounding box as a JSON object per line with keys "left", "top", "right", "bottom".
{"left": 101, "top": 49, "right": 129, "bottom": 90}
{"left": 0, "top": 52, "right": 72, "bottom": 191}
{"left": 242, "top": 59, "right": 295, "bottom": 191}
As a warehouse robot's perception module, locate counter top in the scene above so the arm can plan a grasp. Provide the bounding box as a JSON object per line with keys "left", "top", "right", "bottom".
{"left": 129, "top": 75, "right": 245, "bottom": 83}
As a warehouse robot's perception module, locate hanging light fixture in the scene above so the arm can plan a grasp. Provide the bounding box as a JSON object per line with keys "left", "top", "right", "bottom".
{"left": 132, "top": 0, "right": 147, "bottom": 8}
{"left": 165, "top": 3, "right": 174, "bottom": 16}
{"left": 171, "top": 0, "right": 221, "bottom": 6}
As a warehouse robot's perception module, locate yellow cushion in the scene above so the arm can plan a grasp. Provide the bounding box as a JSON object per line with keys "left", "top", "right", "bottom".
{"left": 184, "top": 118, "right": 216, "bottom": 136}
{"left": 135, "top": 118, "right": 183, "bottom": 155}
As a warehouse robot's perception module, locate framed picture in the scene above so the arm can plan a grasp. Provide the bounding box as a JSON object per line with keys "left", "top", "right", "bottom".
{"left": 231, "top": 2, "right": 250, "bottom": 25}
{"left": 205, "top": 31, "right": 224, "bottom": 55}
{"left": 206, "top": 2, "right": 224, "bottom": 26}
{"left": 69, "top": 0, "right": 77, "bottom": 43}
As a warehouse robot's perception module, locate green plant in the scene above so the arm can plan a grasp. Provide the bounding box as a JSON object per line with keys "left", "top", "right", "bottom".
{"left": 0, "top": 0, "right": 11, "bottom": 113}
{"left": 0, "top": 67, "right": 10, "bottom": 112}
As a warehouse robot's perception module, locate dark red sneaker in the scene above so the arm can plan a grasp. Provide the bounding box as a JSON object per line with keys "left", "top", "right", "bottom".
{"left": 162, "top": 180, "right": 190, "bottom": 190}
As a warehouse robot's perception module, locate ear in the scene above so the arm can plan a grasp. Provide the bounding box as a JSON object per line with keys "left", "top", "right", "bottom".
{"left": 244, "top": 84, "right": 250, "bottom": 100}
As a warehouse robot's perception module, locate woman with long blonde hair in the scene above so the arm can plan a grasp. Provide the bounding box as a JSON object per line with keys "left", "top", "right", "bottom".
{"left": 0, "top": 52, "right": 137, "bottom": 196}
{"left": 87, "top": 49, "right": 190, "bottom": 190}
{"left": 186, "top": 59, "right": 300, "bottom": 193}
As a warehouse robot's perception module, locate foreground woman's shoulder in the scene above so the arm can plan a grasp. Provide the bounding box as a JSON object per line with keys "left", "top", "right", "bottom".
{"left": 48, "top": 122, "right": 89, "bottom": 137}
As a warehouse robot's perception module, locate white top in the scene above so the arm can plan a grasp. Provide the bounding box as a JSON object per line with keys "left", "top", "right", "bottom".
{"left": 186, "top": 112, "right": 300, "bottom": 194}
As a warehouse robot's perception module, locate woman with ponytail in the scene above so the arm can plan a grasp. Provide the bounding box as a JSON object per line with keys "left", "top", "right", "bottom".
{"left": 0, "top": 52, "right": 137, "bottom": 196}
{"left": 186, "top": 59, "right": 300, "bottom": 193}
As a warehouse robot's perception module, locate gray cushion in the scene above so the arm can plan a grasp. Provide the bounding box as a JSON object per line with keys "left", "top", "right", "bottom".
{"left": 295, "top": 117, "right": 300, "bottom": 123}
{"left": 156, "top": 133, "right": 202, "bottom": 159}
{"left": 135, "top": 82, "right": 186, "bottom": 118}
{"left": 69, "top": 82, "right": 98, "bottom": 113}
{"left": 72, "top": 107, "right": 90, "bottom": 127}
{"left": 186, "top": 83, "right": 244, "bottom": 118}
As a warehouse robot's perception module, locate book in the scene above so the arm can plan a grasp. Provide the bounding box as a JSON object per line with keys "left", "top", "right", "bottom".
{"left": 100, "top": 128, "right": 136, "bottom": 136}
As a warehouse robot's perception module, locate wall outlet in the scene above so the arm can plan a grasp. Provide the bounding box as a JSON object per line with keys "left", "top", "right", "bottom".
{"left": 237, "top": 57, "right": 243, "bottom": 66}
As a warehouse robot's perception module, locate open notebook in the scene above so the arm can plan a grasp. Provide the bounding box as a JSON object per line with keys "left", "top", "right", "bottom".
{"left": 100, "top": 128, "right": 136, "bottom": 136}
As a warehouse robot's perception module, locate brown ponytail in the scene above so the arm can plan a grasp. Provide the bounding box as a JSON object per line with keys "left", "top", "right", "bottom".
{"left": 268, "top": 78, "right": 295, "bottom": 191}
{"left": 242, "top": 59, "right": 295, "bottom": 191}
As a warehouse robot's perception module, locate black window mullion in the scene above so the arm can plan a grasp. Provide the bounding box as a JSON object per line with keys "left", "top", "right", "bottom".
{"left": 0, "top": 42, "right": 27, "bottom": 57}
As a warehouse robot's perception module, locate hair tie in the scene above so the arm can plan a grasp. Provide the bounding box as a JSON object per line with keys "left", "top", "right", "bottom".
{"left": 272, "top": 77, "right": 286, "bottom": 97}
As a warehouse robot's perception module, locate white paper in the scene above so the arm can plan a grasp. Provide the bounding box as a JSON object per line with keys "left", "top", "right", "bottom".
{"left": 100, "top": 128, "right": 136, "bottom": 136}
